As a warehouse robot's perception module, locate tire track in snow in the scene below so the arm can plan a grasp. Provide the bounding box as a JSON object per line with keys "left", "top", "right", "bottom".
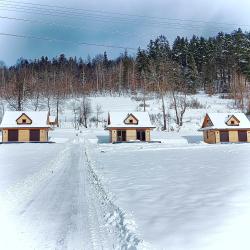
{"left": 82, "top": 136, "right": 150, "bottom": 250}
{"left": 2, "top": 138, "right": 97, "bottom": 250}
{"left": 2, "top": 143, "right": 71, "bottom": 213}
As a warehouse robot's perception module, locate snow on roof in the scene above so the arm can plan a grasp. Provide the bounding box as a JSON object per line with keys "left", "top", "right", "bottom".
{"left": 200, "top": 113, "right": 250, "bottom": 130}
{"left": 0, "top": 111, "right": 50, "bottom": 128}
{"left": 106, "top": 111, "right": 155, "bottom": 128}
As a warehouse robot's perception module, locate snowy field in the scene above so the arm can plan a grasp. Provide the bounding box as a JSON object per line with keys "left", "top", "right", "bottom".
{"left": 60, "top": 92, "right": 238, "bottom": 132}
{"left": 89, "top": 131, "right": 250, "bottom": 250}
{"left": 1, "top": 93, "right": 250, "bottom": 250}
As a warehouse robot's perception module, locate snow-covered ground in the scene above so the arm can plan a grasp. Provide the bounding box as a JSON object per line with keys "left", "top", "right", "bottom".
{"left": 0, "top": 129, "right": 146, "bottom": 250}
{"left": 0, "top": 129, "right": 111, "bottom": 250}
{"left": 1, "top": 93, "right": 250, "bottom": 250}
{"left": 60, "top": 92, "right": 238, "bottom": 132}
{"left": 88, "top": 130, "right": 250, "bottom": 250}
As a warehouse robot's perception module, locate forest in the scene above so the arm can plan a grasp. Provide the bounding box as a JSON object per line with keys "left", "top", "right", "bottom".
{"left": 0, "top": 28, "right": 250, "bottom": 124}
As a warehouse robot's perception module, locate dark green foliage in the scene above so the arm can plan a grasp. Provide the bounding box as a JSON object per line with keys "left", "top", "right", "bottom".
{"left": 1, "top": 29, "right": 250, "bottom": 97}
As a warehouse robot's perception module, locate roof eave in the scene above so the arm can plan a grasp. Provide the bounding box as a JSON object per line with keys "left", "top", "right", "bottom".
{"left": 106, "top": 126, "right": 156, "bottom": 129}
{"left": 199, "top": 127, "right": 250, "bottom": 131}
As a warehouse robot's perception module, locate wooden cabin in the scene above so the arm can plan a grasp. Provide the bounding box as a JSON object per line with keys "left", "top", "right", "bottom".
{"left": 200, "top": 113, "right": 250, "bottom": 144}
{"left": 0, "top": 111, "right": 50, "bottom": 143}
{"left": 105, "top": 112, "right": 155, "bottom": 143}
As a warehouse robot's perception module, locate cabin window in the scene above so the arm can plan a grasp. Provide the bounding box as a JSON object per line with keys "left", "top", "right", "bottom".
{"left": 22, "top": 119, "right": 27, "bottom": 123}
{"left": 117, "top": 130, "right": 126, "bottom": 142}
{"left": 129, "top": 119, "right": 133, "bottom": 123}
{"left": 137, "top": 130, "right": 146, "bottom": 141}
{"left": 231, "top": 120, "right": 235, "bottom": 125}
{"left": 206, "top": 131, "right": 209, "bottom": 139}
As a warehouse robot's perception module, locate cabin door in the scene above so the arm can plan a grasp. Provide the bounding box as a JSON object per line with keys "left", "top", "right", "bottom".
{"left": 8, "top": 130, "right": 18, "bottom": 142}
{"left": 30, "top": 130, "right": 40, "bottom": 142}
{"left": 220, "top": 131, "right": 229, "bottom": 142}
{"left": 137, "top": 130, "right": 146, "bottom": 141}
{"left": 238, "top": 131, "right": 247, "bottom": 142}
{"left": 117, "top": 130, "right": 126, "bottom": 142}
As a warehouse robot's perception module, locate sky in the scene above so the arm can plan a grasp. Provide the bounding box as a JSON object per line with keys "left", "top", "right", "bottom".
{"left": 0, "top": 0, "right": 250, "bottom": 65}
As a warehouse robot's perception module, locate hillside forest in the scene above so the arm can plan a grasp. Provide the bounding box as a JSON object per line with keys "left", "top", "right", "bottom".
{"left": 0, "top": 28, "right": 250, "bottom": 128}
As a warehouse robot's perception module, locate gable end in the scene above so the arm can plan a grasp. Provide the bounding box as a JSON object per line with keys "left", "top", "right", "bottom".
{"left": 124, "top": 113, "right": 139, "bottom": 125}
{"left": 202, "top": 114, "right": 214, "bottom": 128}
{"left": 16, "top": 113, "right": 32, "bottom": 125}
{"left": 225, "top": 115, "right": 240, "bottom": 126}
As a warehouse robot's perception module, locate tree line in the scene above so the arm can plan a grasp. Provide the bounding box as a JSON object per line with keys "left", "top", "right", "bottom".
{"left": 0, "top": 28, "right": 250, "bottom": 114}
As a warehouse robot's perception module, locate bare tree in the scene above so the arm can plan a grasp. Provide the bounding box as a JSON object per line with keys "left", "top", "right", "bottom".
{"left": 3, "top": 67, "right": 30, "bottom": 110}
{"left": 79, "top": 97, "right": 92, "bottom": 128}
{"left": 171, "top": 90, "right": 188, "bottom": 127}
{"left": 95, "top": 104, "right": 103, "bottom": 127}
{"left": 30, "top": 73, "right": 42, "bottom": 111}
{"left": 147, "top": 60, "right": 174, "bottom": 130}
{"left": 0, "top": 100, "right": 5, "bottom": 123}
{"left": 70, "top": 99, "right": 80, "bottom": 129}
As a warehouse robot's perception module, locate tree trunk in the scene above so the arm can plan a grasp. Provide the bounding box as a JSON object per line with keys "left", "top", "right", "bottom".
{"left": 161, "top": 93, "right": 167, "bottom": 130}
{"left": 56, "top": 97, "right": 59, "bottom": 127}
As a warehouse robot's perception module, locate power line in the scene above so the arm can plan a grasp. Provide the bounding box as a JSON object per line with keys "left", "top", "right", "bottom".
{"left": 0, "top": 4, "right": 241, "bottom": 32}
{"left": 0, "top": 32, "right": 137, "bottom": 50}
{"left": 0, "top": 15, "right": 226, "bottom": 47}
{"left": 0, "top": 1, "right": 246, "bottom": 52}
{"left": 0, "top": 1, "right": 248, "bottom": 31}
{"left": 0, "top": 15, "right": 142, "bottom": 37}
{"left": 2, "top": 0, "right": 250, "bottom": 28}
{"left": 0, "top": 4, "right": 202, "bottom": 28}
{"left": 0, "top": 2, "right": 206, "bottom": 28}
{"left": 0, "top": 14, "right": 217, "bottom": 34}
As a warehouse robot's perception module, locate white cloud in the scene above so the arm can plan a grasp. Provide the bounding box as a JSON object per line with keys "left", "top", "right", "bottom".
{"left": 0, "top": 0, "right": 250, "bottom": 65}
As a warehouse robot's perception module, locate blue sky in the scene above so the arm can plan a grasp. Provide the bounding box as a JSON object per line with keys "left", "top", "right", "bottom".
{"left": 0, "top": 0, "right": 250, "bottom": 65}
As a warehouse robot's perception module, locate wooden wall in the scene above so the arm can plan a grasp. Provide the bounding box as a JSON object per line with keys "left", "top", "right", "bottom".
{"left": 204, "top": 129, "right": 250, "bottom": 143}
{"left": 2, "top": 129, "right": 8, "bottom": 142}
{"left": 215, "top": 130, "right": 220, "bottom": 143}
{"left": 247, "top": 131, "right": 250, "bottom": 142}
{"left": 109, "top": 128, "right": 151, "bottom": 143}
{"left": 19, "top": 130, "right": 29, "bottom": 142}
{"left": 111, "top": 130, "right": 117, "bottom": 143}
{"left": 229, "top": 130, "right": 238, "bottom": 142}
{"left": 146, "top": 129, "right": 150, "bottom": 141}
{"left": 40, "top": 129, "right": 48, "bottom": 142}
{"left": 1, "top": 128, "right": 49, "bottom": 142}
{"left": 126, "top": 130, "right": 136, "bottom": 141}
{"left": 203, "top": 130, "right": 216, "bottom": 144}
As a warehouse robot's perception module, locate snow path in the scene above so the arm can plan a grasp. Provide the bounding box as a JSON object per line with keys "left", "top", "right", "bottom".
{"left": 15, "top": 141, "right": 93, "bottom": 250}
{"left": 0, "top": 131, "right": 112, "bottom": 250}
{"left": 84, "top": 134, "right": 149, "bottom": 250}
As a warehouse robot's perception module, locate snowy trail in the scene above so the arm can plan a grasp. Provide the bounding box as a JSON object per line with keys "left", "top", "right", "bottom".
{"left": 14, "top": 140, "right": 92, "bottom": 250}
{"left": 0, "top": 132, "right": 110, "bottom": 250}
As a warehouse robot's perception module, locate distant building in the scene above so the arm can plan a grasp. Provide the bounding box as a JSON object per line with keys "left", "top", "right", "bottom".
{"left": 0, "top": 111, "right": 50, "bottom": 143}
{"left": 49, "top": 115, "right": 58, "bottom": 127}
{"left": 105, "top": 112, "right": 155, "bottom": 143}
{"left": 200, "top": 113, "right": 250, "bottom": 143}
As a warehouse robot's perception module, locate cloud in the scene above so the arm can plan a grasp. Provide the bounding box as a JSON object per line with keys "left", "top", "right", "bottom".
{"left": 0, "top": 0, "right": 250, "bottom": 65}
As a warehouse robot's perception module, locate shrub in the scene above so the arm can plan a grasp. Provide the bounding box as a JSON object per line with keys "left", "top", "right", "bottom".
{"left": 188, "top": 98, "right": 205, "bottom": 109}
